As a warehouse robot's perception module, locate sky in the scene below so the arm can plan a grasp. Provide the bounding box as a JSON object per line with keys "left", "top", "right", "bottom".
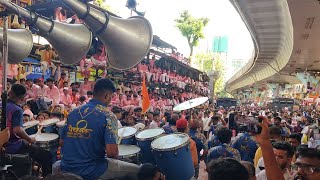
{"left": 104, "top": 0, "right": 254, "bottom": 72}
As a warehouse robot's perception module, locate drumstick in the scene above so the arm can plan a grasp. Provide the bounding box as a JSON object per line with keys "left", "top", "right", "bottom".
{"left": 34, "top": 125, "right": 43, "bottom": 138}
{"left": 117, "top": 127, "right": 126, "bottom": 145}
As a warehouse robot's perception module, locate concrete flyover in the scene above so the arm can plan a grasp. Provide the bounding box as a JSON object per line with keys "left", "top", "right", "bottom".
{"left": 225, "top": 0, "right": 293, "bottom": 93}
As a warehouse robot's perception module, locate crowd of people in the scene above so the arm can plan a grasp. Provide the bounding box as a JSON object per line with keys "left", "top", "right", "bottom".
{"left": 0, "top": 73, "right": 319, "bottom": 180}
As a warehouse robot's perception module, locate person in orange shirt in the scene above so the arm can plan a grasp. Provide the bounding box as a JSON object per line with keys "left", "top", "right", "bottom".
{"left": 58, "top": 72, "right": 70, "bottom": 89}
{"left": 176, "top": 118, "right": 198, "bottom": 177}
{"left": 71, "top": 88, "right": 80, "bottom": 105}
{"left": 37, "top": 45, "right": 57, "bottom": 76}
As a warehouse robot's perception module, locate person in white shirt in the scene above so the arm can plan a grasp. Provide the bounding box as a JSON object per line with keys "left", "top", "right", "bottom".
{"left": 149, "top": 111, "right": 161, "bottom": 129}
{"left": 256, "top": 141, "right": 294, "bottom": 180}
{"left": 202, "top": 111, "right": 211, "bottom": 138}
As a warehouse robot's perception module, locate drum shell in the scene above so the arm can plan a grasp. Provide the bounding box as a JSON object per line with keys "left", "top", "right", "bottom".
{"left": 35, "top": 137, "right": 59, "bottom": 163}
{"left": 43, "top": 125, "right": 58, "bottom": 134}
{"left": 135, "top": 128, "right": 165, "bottom": 164}
{"left": 118, "top": 145, "right": 141, "bottom": 164}
{"left": 120, "top": 135, "right": 136, "bottom": 145}
{"left": 152, "top": 143, "right": 195, "bottom": 180}
{"left": 25, "top": 125, "right": 38, "bottom": 135}
{"left": 118, "top": 152, "right": 140, "bottom": 164}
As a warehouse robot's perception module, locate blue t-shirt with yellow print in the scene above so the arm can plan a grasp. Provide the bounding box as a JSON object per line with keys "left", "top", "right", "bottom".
{"left": 61, "top": 99, "right": 118, "bottom": 180}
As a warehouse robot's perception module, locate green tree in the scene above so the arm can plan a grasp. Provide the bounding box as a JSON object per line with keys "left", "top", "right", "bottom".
{"left": 194, "top": 52, "right": 229, "bottom": 97}
{"left": 194, "top": 53, "right": 213, "bottom": 72}
{"left": 95, "top": 0, "right": 116, "bottom": 13}
{"left": 175, "top": 10, "right": 209, "bottom": 58}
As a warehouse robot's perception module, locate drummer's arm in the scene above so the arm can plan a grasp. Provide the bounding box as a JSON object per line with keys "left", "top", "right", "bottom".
{"left": 13, "top": 126, "right": 33, "bottom": 143}
{"left": 12, "top": 110, "right": 33, "bottom": 143}
{"left": 105, "top": 144, "right": 118, "bottom": 158}
{"left": 105, "top": 116, "right": 119, "bottom": 158}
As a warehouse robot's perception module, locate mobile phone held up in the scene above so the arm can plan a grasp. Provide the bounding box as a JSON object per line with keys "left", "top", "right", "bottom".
{"left": 247, "top": 116, "right": 263, "bottom": 134}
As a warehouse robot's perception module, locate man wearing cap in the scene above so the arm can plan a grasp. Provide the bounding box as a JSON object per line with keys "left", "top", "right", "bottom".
{"left": 60, "top": 78, "right": 139, "bottom": 179}
{"left": 176, "top": 118, "right": 198, "bottom": 178}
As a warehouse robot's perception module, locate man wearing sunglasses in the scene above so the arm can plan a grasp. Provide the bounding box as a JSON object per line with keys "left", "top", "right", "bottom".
{"left": 291, "top": 148, "right": 320, "bottom": 180}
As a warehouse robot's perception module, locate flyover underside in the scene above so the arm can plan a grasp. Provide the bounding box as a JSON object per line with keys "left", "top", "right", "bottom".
{"left": 226, "top": 0, "right": 293, "bottom": 93}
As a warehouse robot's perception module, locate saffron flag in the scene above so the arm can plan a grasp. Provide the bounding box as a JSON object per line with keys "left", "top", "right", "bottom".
{"left": 142, "top": 76, "right": 151, "bottom": 114}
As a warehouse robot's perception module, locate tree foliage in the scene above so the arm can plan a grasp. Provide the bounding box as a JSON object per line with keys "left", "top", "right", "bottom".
{"left": 175, "top": 10, "right": 209, "bottom": 58}
{"left": 194, "top": 52, "right": 230, "bottom": 97}
{"left": 95, "top": 0, "right": 115, "bottom": 13}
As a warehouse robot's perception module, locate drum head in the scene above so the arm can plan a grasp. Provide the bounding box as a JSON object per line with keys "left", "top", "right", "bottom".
{"left": 151, "top": 133, "right": 190, "bottom": 151}
{"left": 118, "top": 127, "right": 137, "bottom": 138}
{"left": 136, "top": 128, "right": 164, "bottom": 140}
{"left": 56, "top": 120, "right": 66, "bottom": 127}
{"left": 119, "top": 145, "right": 141, "bottom": 157}
{"left": 30, "top": 133, "right": 59, "bottom": 142}
{"left": 23, "top": 120, "right": 39, "bottom": 127}
{"left": 40, "top": 118, "right": 59, "bottom": 127}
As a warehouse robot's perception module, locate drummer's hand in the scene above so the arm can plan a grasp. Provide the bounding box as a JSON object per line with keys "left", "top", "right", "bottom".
{"left": 28, "top": 137, "right": 36, "bottom": 144}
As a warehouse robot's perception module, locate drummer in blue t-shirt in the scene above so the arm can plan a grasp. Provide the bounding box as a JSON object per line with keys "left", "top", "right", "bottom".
{"left": 60, "top": 78, "right": 140, "bottom": 180}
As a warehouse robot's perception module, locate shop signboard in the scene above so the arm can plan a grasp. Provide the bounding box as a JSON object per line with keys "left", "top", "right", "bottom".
{"left": 23, "top": 57, "right": 51, "bottom": 80}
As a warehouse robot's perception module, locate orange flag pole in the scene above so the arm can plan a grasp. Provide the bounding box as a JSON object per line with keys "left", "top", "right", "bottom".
{"left": 141, "top": 75, "right": 151, "bottom": 114}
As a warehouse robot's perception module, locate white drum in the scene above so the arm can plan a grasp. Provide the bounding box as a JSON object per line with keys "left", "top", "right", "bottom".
{"left": 135, "top": 128, "right": 164, "bottom": 141}
{"left": 118, "top": 145, "right": 141, "bottom": 164}
{"left": 40, "top": 118, "right": 59, "bottom": 127}
{"left": 23, "top": 120, "right": 39, "bottom": 128}
{"left": 135, "top": 128, "right": 165, "bottom": 164}
{"left": 118, "top": 127, "right": 137, "bottom": 145}
{"left": 30, "top": 133, "right": 59, "bottom": 163}
{"left": 151, "top": 133, "right": 194, "bottom": 180}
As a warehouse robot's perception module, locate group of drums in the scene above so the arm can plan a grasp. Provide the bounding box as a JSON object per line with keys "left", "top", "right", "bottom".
{"left": 23, "top": 118, "right": 66, "bottom": 162}
{"left": 23, "top": 120, "right": 196, "bottom": 180}
{"left": 118, "top": 127, "right": 195, "bottom": 180}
